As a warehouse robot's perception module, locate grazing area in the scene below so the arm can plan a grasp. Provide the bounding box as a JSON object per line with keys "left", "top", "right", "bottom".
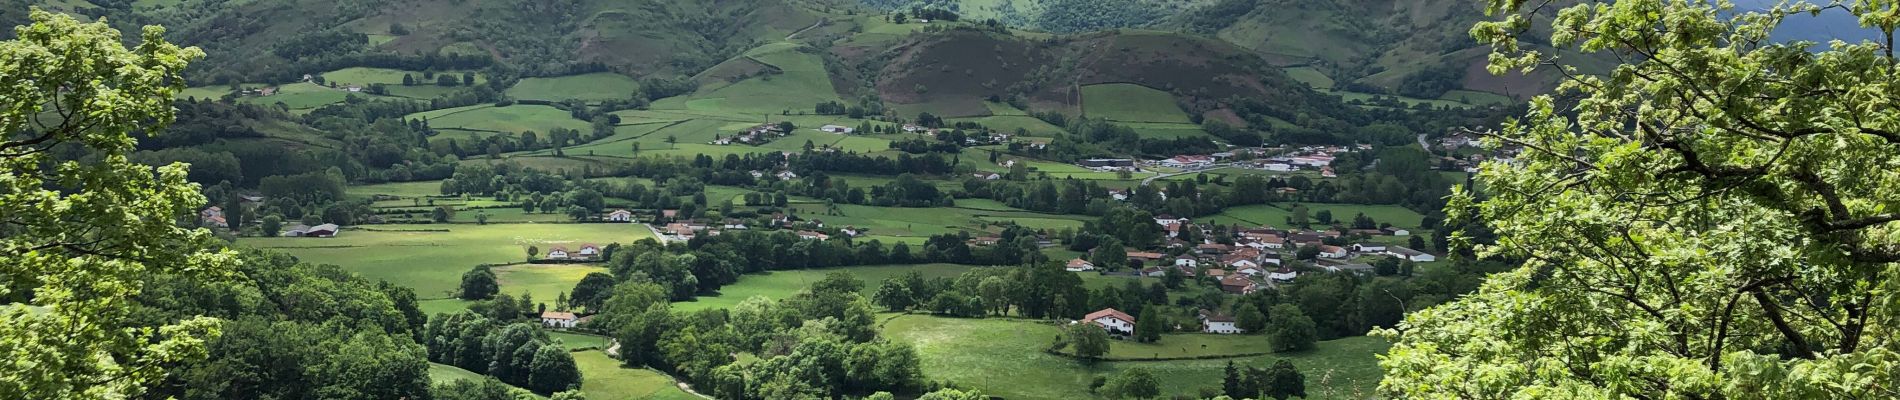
{"left": 654, "top": 43, "right": 844, "bottom": 114}
{"left": 882, "top": 314, "right": 1390, "bottom": 399}
{"left": 407, "top": 104, "right": 593, "bottom": 135}
{"left": 1081, "top": 83, "right": 1195, "bottom": 124}
{"left": 242, "top": 224, "right": 652, "bottom": 298}
{"left": 675, "top": 263, "right": 980, "bottom": 311}
{"left": 572, "top": 351, "right": 700, "bottom": 400}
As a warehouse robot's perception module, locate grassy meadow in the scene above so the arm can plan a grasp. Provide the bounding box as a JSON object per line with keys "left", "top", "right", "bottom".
{"left": 573, "top": 351, "right": 701, "bottom": 400}
{"left": 674, "top": 263, "right": 981, "bottom": 311}
{"left": 882, "top": 314, "right": 1390, "bottom": 400}
{"left": 1081, "top": 83, "right": 1195, "bottom": 124}
{"left": 243, "top": 223, "right": 653, "bottom": 299}
{"left": 410, "top": 104, "right": 592, "bottom": 135}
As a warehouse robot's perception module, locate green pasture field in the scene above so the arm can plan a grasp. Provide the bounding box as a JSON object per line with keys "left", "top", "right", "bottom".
{"left": 1438, "top": 89, "right": 1515, "bottom": 106}
{"left": 428, "top": 363, "right": 487, "bottom": 384}
{"left": 505, "top": 73, "right": 641, "bottom": 102}
{"left": 492, "top": 263, "right": 609, "bottom": 304}
{"left": 238, "top": 82, "right": 404, "bottom": 111}
{"left": 177, "top": 85, "right": 251, "bottom": 100}
{"left": 1285, "top": 66, "right": 1336, "bottom": 90}
{"left": 242, "top": 223, "right": 654, "bottom": 299}
{"left": 652, "top": 43, "right": 844, "bottom": 114}
{"left": 881, "top": 314, "right": 1389, "bottom": 399}
{"left": 417, "top": 104, "right": 591, "bottom": 134}
{"left": 983, "top": 101, "right": 1029, "bottom": 116}
{"left": 573, "top": 351, "right": 700, "bottom": 400}
{"left": 349, "top": 180, "right": 446, "bottom": 199}
{"left": 1081, "top": 83, "right": 1195, "bottom": 124}
{"left": 673, "top": 263, "right": 980, "bottom": 312}
{"left": 782, "top": 203, "right": 1091, "bottom": 240}
{"left": 1201, "top": 203, "right": 1428, "bottom": 230}
{"left": 549, "top": 332, "right": 612, "bottom": 351}
{"left": 417, "top": 299, "right": 471, "bottom": 316}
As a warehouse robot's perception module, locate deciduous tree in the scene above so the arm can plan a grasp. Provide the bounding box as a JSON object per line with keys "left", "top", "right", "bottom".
{"left": 0, "top": 11, "right": 237, "bottom": 399}
{"left": 1381, "top": 1, "right": 1900, "bottom": 398}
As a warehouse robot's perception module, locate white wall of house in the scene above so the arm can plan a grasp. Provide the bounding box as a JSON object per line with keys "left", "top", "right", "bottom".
{"left": 1204, "top": 321, "right": 1242, "bottom": 334}
{"left": 542, "top": 317, "right": 577, "bottom": 329}
{"left": 1094, "top": 317, "right": 1133, "bottom": 333}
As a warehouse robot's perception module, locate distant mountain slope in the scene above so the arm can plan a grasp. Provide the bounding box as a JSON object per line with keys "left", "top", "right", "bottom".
{"left": 70, "top": 0, "right": 833, "bottom": 83}
{"left": 865, "top": 27, "right": 1332, "bottom": 121}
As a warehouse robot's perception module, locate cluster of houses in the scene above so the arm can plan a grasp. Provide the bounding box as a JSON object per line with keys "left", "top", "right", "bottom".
{"left": 544, "top": 244, "right": 603, "bottom": 261}
{"left": 539, "top": 311, "right": 593, "bottom": 329}
{"left": 901, "top": 123, "right": 1014, "bottom": 146}
{"left": 1239, "top": 145, "right": 1368, "bottom": 178}
{"left": 1064, "top": 216, "right": 1435, "bottom": 297}
{"left": 239, "top": 87, "right": 278, "bottom": 97}
{"left": 1076, "top": 307, "right": 1246, "bottom": 337}
{"left": 652, "top": 211, "right": 857, "bottom": 242}
{"left": 712, "top": 123, "right": 792, "bottom": 145}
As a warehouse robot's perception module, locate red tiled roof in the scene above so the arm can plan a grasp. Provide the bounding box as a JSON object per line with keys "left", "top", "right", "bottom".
{"left": 1085, "top": 308, "right": 1135, "bottom": 323}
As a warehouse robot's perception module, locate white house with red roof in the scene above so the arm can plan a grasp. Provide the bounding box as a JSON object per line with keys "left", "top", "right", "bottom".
{"left": 1085, "top": 308, "right": 1137, "bottom": 337}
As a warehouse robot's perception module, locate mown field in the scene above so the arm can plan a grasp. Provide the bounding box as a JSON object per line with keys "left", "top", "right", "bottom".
{"left": 652, "top": 42, "right": 844, "bottom": 115}
{"left": 882, "top": 314, "right": 1389, "bottom": 400}
{"left": 674, "top": 263, "right": 982, "bottom": 311}
{"left": 1081, "top": 83, "right": 1195, "bottom": 124}
{"left": 782, "top": 202, "right": 1092, "bottom": 241}
{"left": 242, "top": 223, "right": 653, "bottom": 299}
{"left": 408, "top": 104, "right": 592, "bottom": 135}
{"left": 572, "top": 351, "right": 700, "bottom": 400}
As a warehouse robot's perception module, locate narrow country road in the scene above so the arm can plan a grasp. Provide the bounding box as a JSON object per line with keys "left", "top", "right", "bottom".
{"left": 785, "top": 18, "right": 827, "bottom": 40}
{"left": 1417, "top": 133, "right": 1431, "bottom": 151}
{"left": 640, "top": 223, "right": 668, "bottom": 243}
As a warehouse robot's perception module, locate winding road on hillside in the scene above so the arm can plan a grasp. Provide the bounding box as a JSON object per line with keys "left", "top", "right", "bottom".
{"left": 785, "top": 18, "right": 827, "bottom": 40}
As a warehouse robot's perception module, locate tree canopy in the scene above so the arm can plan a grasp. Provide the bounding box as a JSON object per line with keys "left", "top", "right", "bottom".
{"left": 0, "top": 10, "right": 236, "bottom": 399}
{"left": 1380, "top": 0, "right": 1900, "bottom": 398}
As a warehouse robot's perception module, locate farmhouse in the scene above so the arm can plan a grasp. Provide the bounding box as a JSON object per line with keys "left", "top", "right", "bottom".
{"left": 1084, "top": 308, "right": 1137, "bottom": 337}
{"left": 1352, "top": 243, "right": 1387, "bottom": 253}
{"left": 576, "top": 244, "right": 601, "bottom": 260}
{"left": 547, "top": 246, "right": 570, "bottom": 260}
{"left": 1065, "top": 258, "right": 1096, "bottom": 272}
{"left": 1173, "top": 256, "right": 1197, "bottom": 268}
{"left": 1317, "top": 245, "right": 1350, "bottom": 259}
{"left": 819, "top": 125, "right": 855, "bottom": 134}
{"left": 1382, "top": 227, "right": 1411, "bottom": 236}
{"left": 540, "top": 311, "right": 579, "bottom": 329}
{"left": 200, "top": 206, "right": 227, "bottom": 228}
{"left": 606, "top": 209, "right": 634, "bottom": 222}
{"left": 1268, "top": 267, "right": 1299, "bottom": 283}
{"left": 1199, "top": 310, "right": 1243, "bottom": 334}
{"left": 796, "top": 231, "right": 830, "bottom": 241}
